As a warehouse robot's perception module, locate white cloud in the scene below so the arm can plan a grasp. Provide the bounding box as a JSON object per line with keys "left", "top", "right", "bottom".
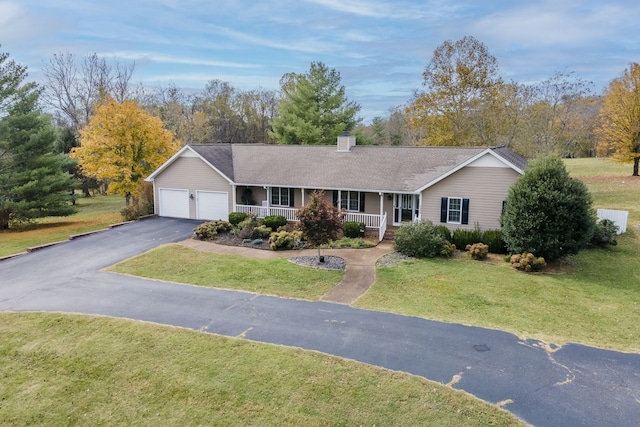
{"left": 304, "top": 0, "right": 460, "bottom": 20}
{"left": 0, "top": 1, "right": 61, "bottom": 43}
{"left": 213, "top": 25, "right": 339, "bottom": 54}
{"left": 471, "top": 2, "right": 631, "bottom": 48}
{"left": 98, "top": 51, "right": 262, "bottom": 69}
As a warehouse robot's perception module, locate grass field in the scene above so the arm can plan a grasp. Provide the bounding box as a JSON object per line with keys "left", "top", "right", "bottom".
{"left": 0, "top": 313, "right": 526, "bottom": 427}
{"left": 1, "top": 157, "right": 637, "bottom": 425}
{"left": 0, "top": 195, "right": 125, "bottom": 258}
{"left": 111, "top": 158, "right": 640, "bottom": 352}
{"left": 564, "top": 158, "right": 640, "bottom": 226}
{"left": 110, "top": 244, "right": 342, "bottom": 300}
{"left": 355, "top": 158, "right": 640, "bottom": 352}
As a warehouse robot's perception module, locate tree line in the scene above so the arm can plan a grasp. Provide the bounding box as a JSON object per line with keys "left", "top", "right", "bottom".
{"left": 33, "top": 39, "right": 640, "bottom": 173}
{"left": 1, "top": 35, "right": 639, "bottom": 228}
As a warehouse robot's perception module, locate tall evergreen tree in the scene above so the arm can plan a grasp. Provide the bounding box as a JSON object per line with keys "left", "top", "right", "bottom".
{"left": 269, "top": 62, "right": 361, "bottom": 145}
{"left": 0, "top": 50, "right": 77, "bottom": 229}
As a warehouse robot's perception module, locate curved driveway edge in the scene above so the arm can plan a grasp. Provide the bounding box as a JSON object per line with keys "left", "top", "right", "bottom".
{"left": 1, "top": 217, "right": 639, "bottom": 427}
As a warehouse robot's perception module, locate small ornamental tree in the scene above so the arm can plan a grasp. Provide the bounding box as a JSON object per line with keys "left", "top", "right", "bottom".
{"left": 501, "top": 156, "right": 595, "bottom": 261}
{"left": 296, "top": 190, "right": 343, "bottom": 262}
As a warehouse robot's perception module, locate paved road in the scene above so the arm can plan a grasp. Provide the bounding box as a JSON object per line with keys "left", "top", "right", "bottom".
{"left": 1, "top": 217, "right": 639, "bottom": 427}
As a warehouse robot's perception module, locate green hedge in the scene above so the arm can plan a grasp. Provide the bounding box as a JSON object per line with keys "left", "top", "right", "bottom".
{"left": 343, "top": 221, "right": 365, "bottom": 238}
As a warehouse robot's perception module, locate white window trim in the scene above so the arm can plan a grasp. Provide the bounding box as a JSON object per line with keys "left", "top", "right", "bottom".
{"left": 447, "top": 197, "right": 463, "bottom": 224}
{"left": 341, "top": 191, "right": 361, "bottom": 212}
{"left": 270, "top": 187, "right": 291, "bottom": 207}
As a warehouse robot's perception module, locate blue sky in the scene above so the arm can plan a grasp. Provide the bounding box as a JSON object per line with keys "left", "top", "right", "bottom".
{"left": 1, "top": 0, "right": 639, "bottom": 123}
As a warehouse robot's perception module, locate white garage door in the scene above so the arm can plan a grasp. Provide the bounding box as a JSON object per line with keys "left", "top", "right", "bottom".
{"left": 159, "top": 188, "right": 190, "bottom": 218}
{"left": 196, "top": 191, "right": 228, "bottom": 220}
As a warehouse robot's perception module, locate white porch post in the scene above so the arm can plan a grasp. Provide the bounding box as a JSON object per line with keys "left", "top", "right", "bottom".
{"left": 232, "top": 184, "right": 237, "bottom": 213}
{"left": 379, "top": 192, "right": 384, "bottom": 218}
{"left": 417, "top": 193, "right": 423, "bottom": 221}
{"left": 337, "top": 190, "right": 341, "bottom": 209}
{"left": 265, "top": 186, "right": 271, "bottom": 217}
{"left": 301, "top": 188, "right": 305, "bottom": 207}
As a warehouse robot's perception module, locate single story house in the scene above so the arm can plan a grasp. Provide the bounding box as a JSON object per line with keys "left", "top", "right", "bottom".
{"left": 145, "top": 133, "right": 527, "bottom": 241}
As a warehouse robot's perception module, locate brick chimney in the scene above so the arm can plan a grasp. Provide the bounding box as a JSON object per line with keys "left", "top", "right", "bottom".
{"left": 337, "top": 131, "right": 356, "bottom": 152}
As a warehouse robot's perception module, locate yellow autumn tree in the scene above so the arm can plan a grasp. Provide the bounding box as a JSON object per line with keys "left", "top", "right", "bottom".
{"left": 72, "top": 97, "right": 179, "bottom": 205}
{"left": 595, "top": 62, "right": 640, "bottom": 176}
{"left": 405, "top": 36, "right": 503, "bottom": 147}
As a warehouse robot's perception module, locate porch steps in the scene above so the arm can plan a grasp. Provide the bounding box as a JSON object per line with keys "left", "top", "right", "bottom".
{"left": 382, "top": 227, "right": 399, "bottom": 241}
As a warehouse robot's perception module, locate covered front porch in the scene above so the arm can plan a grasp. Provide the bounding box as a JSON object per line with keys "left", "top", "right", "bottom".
{"left": 232, "top": 186, "right": 421, "bottom": 241}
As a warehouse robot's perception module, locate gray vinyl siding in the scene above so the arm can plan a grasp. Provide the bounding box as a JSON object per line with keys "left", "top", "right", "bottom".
{"left": 420, "top": 166, "right": 520, "bottom": 230}
{"left": 154, "top": 157, "right": 233, "bottom": 219}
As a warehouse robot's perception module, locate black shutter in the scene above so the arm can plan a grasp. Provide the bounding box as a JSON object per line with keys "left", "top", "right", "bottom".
{"left": 440, "top": 197, "right": 448, "bottom": 223}
{"left": 289, "top": 188, "right": 295, "bottom": 207}
{"left": 359, "top": 192, "right": 365, "bottom": 212}
{"left": 501, "top": 200, "right": 506, "bottom": 215}
{"left": 462, "top": 198, "right": 470, "bottom": 224}
{"left": 333, "top": 191, "right": 338, "bottom": 207}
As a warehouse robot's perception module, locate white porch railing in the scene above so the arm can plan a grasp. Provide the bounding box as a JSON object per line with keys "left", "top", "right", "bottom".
{"left": 235, "top": 205, "right": 298, "bottom": 221}
{"left": 343, "top": 212, "right": 382, "bottom": 228}
{"left": 378, "top": 212, "right": 387, "bottom": 242}
{"left": 235, "top": 204, "right": 270, "bottom": 218}
{"left": 234, "top": 205, "right": 387, "bottom": 241}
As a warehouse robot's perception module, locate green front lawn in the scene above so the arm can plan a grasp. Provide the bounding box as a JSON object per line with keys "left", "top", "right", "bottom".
{"left": 109, "top": 244, "right": 343, "bottom": 300}
{"left": 355, "top": 234, "right": 640, "bottom": 352}
{"left": 0, "top": 195, "right": 125, "bottom": 258}
{"left": 0, "top": 313, "right": 525, "bottom": 427}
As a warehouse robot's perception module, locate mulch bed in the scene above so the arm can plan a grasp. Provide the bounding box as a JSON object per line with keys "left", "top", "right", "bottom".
{"left": 200, "top": 232, "right": 346, "bottom": 270}
{"left": 212, "top": 231, "right": 273, "bottom": 250}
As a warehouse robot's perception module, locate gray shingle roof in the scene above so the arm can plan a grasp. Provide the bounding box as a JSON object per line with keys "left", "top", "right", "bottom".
{"left": 189, "top": 144, "right": 526, "bottom": 193}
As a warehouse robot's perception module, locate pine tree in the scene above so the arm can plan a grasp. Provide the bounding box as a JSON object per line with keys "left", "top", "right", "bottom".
{"left": 270, "top": 62, "right": 361, "bottom": 145}
{"left": 0, "top": 51, "right": 77, "bottom": 229}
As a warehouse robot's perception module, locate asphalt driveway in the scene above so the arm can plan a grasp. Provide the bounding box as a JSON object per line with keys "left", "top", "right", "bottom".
{"left": 1, "top": 217, "right": 639, "bottom": 427}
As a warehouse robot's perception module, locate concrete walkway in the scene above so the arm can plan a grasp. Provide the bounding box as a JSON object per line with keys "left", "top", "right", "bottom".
{"left": 179, "top": 239, "right": 395, "bottom": 304}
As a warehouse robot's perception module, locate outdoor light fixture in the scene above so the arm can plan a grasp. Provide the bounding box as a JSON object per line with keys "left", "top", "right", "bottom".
{"left": 189, "top": 193, "right": 194, "bottom": 199}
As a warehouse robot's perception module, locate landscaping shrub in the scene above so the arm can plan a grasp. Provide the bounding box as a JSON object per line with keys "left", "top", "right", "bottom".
{"left": 590, "top": 219, "right": 619, "bottom": 247}
{"left": 501, "top": 156, "right": 595, "bottom": 261}
{"left": 252, "top": 224, "right": 273, "bottom": 239}
{"left": 263, "top": 215, "right": 288, "bottom": 230}
{"left": 236, "top": 214, "right": 261, "bottom": 239}
{"left": 194, "top": 220, "right": 233, "bottom": 239}
{"left": 326, "top": 237, "right": 375, "bottom": 249}
{"left": 481, "top": 229, "right": 507, "bottom": 254}
{"left": 451, "top": 226, "right": 482, "bottom": 251}
{"left": 120, "top": 206, "right": 142, "bottom": 221}
{"left": 434, "top": 225, "right": 452, "bottom": 243}
{"left": 510, "top": 253, "right": 546, "bottom": 272}
{"left": 228, "top": 212, "right": 248, "bottom": 226}
{"left": 394, "top": 220, "right": 453, "bottom": 258}
{"left": 440, "top": 241, "right": 456, "bottom": 257}
{"left": 269, "top": 230, "right": 305, "bottom": 250}
{"left": 343, "top": 221, "right": 365, "bottom": 238}
{"left": 466, "top": 243, "right": 489, "bottom": 260}
{"left": 194, "top": 222, "right": 218, "bottom": 240}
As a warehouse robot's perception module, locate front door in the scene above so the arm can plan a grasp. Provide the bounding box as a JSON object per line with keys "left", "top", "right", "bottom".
{"left": 393, "top": 194, "right": 419, "bottom": 224}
